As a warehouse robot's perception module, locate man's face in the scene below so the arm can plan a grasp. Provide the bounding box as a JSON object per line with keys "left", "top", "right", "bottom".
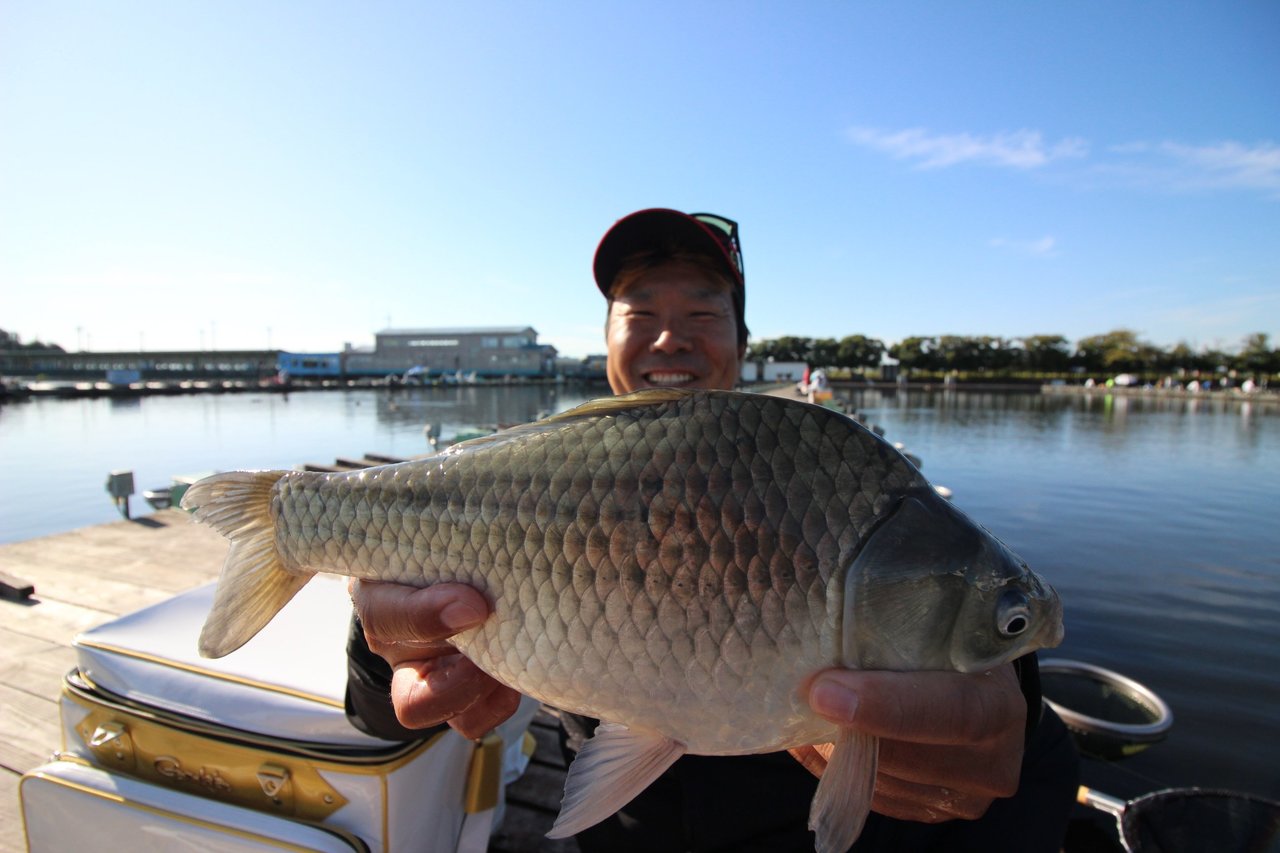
{"left": 605, "top": 260, "right": 745, "bottom": 394}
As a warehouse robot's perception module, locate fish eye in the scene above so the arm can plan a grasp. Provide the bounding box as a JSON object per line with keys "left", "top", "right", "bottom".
{"left": 1001, "top": 614, "right": 1029, "bottom": 636}
{"left": 997, "top": 590, "right": 1031, "bottom": 638}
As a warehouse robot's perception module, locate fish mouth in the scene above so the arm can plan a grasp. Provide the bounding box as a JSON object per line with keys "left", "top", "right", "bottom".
{"left": 1042, "top": 590, "right": 1066, "bottom": 648}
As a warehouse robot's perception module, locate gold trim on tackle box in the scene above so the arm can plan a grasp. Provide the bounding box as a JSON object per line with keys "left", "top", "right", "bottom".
{"left": 464, "top": 733, "right": 504, "bottom": 814}
{"left": 72, "top": 697, "right": 351, "bottom": 821}
{"left": 60, "top": 669, "right": 485, "bottom": 837}
{"left": 20, "top": 760, "right": 370, "bottom": 852}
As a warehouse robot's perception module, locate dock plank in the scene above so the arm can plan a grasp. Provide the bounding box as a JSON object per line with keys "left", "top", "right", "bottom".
{"left": 0, "top": 510, "right": 224, "bottom": 609}
{"left": 2, "top": 596, "right": 118, "bottom": 647}
{"left": 0, "top": 681, "right": 60, "bottom": 776}
{"left": 0, "top": 626, "right": 76, "bottom": 699}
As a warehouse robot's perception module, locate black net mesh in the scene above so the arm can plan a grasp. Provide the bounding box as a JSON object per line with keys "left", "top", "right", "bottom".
{"left": 1124, "top": 790, "right": 1280, "bottom": 853}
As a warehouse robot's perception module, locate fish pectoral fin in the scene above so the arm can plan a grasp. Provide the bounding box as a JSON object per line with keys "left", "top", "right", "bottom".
{"left": 809, "top": 728, "right": 878, "bottom": 853}
{"left": 546, "top": 722, "right": 685, "bottom": 839}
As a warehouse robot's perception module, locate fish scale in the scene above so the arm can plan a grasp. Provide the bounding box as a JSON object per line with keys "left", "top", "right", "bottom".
{"left": 185, "top": 387, "right": 1063, "bottom": 851}
{"left": 540, "top": 400, "right": 808, "bottom": 734}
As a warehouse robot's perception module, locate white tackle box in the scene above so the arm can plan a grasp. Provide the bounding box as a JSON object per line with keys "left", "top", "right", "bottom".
{"left": 21, "top": 574, "right": 536, "bottom": 852}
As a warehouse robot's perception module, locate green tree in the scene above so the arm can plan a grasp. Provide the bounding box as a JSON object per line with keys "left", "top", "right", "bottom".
{"left": 836, "top": 335, "right": 885, "bottom": 371}
{"left": 929, "top": 336, "right": 1016, "bottom": 372}
{"left": 1235, "top": 333, "right": 1277, "bottom": 377}
{"left": 1073, "top": 329, "right": 1161, "bottom": 373}
{"left": 988, "top": 337, "right": 1021, "bottom": 372}
{"left": 770, "top": 336, "right": 813, "bottom": 362}
{"left": 809, "top": 338, "right": 839, "bottom": 369}
{"left": 746, "top": 336, "right": 813, "bottom": 363}
{"left": 890, "top": 336, "right": 939, "bottom": 372}
{"left": 748, "top": 330, "right": 1275, "bottom": 383}
{"left": 935, "top": 336, "right": 980, "bottom": 371}
{"left": 0, "top": 329, "right": 64, "bottom": 352}
{"left": 1019, "top": 335, "right": 1070, "bottom": 372}
{"left": 744, "top": 341, "right": 770, "bottom": 362}
{"left": 1162, "top": 341, "right": 1205, "bottom": 373}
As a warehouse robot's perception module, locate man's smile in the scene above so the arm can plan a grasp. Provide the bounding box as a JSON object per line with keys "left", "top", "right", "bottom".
{"left": 642, "top": 370, "right": 698, "bottom": 386}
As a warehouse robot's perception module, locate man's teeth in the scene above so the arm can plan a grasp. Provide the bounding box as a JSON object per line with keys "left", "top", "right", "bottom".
{"left": 646, "top": 372, "right": 695, "bottom": 385}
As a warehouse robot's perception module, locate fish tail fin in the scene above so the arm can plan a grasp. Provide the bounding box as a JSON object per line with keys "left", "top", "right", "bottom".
{"left": 182, "top": 471, "right": 312, "bottom": 658}
{"left": 809, "top": 728, "right": 878, "bottom": 853}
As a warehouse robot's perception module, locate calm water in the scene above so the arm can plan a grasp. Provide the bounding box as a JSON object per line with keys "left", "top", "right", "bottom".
{"left": 2, "top": 386, "right": 1277, "bottom": 803}
{"left": 0, "top": 385, "right": 591, "bottom": 543}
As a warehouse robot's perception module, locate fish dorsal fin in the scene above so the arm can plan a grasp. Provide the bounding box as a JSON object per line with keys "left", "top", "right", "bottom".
{"left": 546, "top": 722, "right": 686, "bottom": 839}
{"left": 541, "top": 387, "right": 698, "bottom": 422}
{"left": 577, "top": 386, "right": 696, "bottom": 409}
{"left": 440, "top": 388, "right": 699, "bottom": 457}
{"left": 809, "top": 728, "right": 878, "bottom": 853}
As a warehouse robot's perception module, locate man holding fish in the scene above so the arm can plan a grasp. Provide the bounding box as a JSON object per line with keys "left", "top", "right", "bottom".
{"left": 342, "top": 209, "right": 1080, "bottom": 850}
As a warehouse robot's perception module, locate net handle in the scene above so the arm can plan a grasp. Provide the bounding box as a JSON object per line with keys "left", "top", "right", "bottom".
{"left": 1078, "top": 784, "right": 1128, "bottom": 817}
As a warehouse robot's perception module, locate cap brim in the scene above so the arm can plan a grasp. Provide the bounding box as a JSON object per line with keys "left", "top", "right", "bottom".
{"left": 593, "top": 208, "right": 741, "bottom": 297}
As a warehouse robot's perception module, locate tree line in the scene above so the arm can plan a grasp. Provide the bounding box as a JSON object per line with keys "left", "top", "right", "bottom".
{"left": 745, "top": 330, "right": 1279, "bottom": 379}
{"left": 0, "top": 328, "right": 64, "bottom": 351}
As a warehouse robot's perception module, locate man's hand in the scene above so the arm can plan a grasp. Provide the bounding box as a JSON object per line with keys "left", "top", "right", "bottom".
{"left": 350, "top": 580, "right": 521, "bottom": 739}
{"left": 791, "top": 665, "right": 1026, "bottom": 823}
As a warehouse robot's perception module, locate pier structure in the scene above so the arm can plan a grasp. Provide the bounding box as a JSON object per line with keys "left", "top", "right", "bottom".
{"left": 0, "top": 348, "right": 279, "bottom": 384}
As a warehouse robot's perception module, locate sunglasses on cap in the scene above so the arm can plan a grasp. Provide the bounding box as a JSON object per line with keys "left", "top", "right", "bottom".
{"left": 691, "top": 213, "right": 744, "bottom": 279}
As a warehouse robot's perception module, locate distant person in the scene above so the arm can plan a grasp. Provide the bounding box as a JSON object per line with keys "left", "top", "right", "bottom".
{"left": 345, "top": 209, "right": 1079, "bottom": 851}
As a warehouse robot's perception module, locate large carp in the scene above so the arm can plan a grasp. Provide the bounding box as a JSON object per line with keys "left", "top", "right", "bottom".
{"left": 183, "top": 388, "right": 1063, "bottom": 852}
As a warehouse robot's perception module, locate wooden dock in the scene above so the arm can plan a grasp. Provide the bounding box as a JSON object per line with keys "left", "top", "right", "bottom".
{"left": 0, "top": 508, "right": 571, "bottom": 851}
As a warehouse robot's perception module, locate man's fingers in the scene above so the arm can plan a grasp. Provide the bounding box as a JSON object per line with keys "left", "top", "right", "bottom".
{"left": 390, "top": 652, "right": 494, "bottom": 729}
{"left": 871, "top": 774, "right": 996, "bottom": 823}
{"left": 352, "top": 580, "right": 489, "bottom": 645}
{"left": 787, "top": 739, "right": 1015, "bottom": 810}
{"left": 877, "top": 739, "right": 1021, "bottom": 797}
{"left": 808, "top": 665, "right": 1024, "bottom": 746}
{"left": 449, "top": 682, "right": 523, "bottom": 740}
{"left": 786, "top": 744, "right": 830, "bottom": 778}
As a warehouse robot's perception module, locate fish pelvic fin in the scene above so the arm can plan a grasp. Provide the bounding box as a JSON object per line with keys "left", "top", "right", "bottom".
{"left": 546, "top": 722, "right": 685, "bottom": 839}
{"left": 181, "top": 471, "right": 311, "bottom": 658}
{"left": 809, "top": 728, "right": 878, "bottom": 853}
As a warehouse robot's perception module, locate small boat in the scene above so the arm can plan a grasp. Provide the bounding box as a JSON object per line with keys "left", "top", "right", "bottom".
{"left": 425, "top": 423, "right": 498, "bottom": 450}
{"left": 142, "top": 487, "right": 173, "bottom": 510}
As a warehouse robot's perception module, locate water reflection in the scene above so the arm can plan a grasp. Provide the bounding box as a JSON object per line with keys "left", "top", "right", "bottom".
{"left": 373, "top": 385, "right": 577, "bottom": 435}
{"left": 838, "top": 387, "right": 1270, "bottom": 418}
{"left": 843, "top": 388, "right": 1276, "bottom": 462}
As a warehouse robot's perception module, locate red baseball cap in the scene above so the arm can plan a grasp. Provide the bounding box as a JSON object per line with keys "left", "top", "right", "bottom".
{"left": 592, "top": 209, "right": 745, "bottom": 301}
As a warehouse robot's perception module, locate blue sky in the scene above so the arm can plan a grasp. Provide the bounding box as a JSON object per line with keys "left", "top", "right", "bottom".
{"left": 2, "top": 2, "right": 1276, "bottom": 359}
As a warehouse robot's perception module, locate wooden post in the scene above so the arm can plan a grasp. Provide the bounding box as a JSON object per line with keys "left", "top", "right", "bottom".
{"left": 0, "top": 570, "right": 35, "bottom": 602}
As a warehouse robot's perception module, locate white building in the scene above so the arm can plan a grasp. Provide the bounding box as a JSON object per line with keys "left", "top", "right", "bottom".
{"left": 345, "top": 327, "right": 556, "bottom": 378}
